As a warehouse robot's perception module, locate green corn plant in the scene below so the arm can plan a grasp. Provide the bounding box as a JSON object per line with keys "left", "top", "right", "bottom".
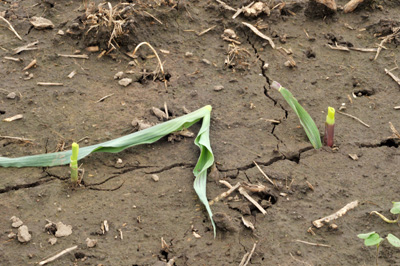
{"left": 271, "top": 81, "right": 322, "bottom": 149}
{"left": 70, "top": 142, "right": 79, "bottom": 183}
{"left": 358, "top": 231, "right": 400, "bottom": 266}
{"left": 0, "top": 105, "right": 216, "bottom": 236}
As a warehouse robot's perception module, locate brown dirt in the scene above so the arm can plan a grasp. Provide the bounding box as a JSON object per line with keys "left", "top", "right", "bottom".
{"left": 1, "top": 0, "right": 400, "bottom": 265}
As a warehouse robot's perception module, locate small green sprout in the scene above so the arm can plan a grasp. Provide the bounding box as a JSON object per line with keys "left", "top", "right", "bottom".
{"left": 271, "top": 81, "right": 322, "bottom": 149}
{"left": 371, "top": 201, "right": 400, "bottom": 223}
{"left": 358, "top": 231, "right": 400, "bottom": 265}
{"left": 70, "top": 142, "right": 79, "bottom": 183}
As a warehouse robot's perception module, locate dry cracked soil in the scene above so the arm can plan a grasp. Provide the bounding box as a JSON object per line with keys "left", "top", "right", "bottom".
{"left": 1, "top": 0, "right": 400, "bottom": 265}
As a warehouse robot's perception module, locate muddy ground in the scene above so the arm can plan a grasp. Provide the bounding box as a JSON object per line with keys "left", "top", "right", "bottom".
{"left": 1, "top": 0, "right": 400, "bottom": 265}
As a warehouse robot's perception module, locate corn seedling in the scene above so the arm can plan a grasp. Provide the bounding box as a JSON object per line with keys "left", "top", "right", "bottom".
{"left": 271, "top": 81, "right": 322, "bottom": 149}
{"left": 371, "top": 201, "right": 400, "bottom": 224}
{"left": 323, "top": 107, "right": 335, "bottom": 147}
{"left": 0, "top": 105, "right": 217, "bottom": 236}
{"left": 358, "top": 231, "right": 400, "bottom": 266}
{"left": 70, "top": 142, "right": 79, "bottom": 183}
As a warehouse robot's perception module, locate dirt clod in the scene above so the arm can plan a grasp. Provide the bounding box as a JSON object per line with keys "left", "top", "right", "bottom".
{"left": 17, "top": 225, "right": 31, "bottom": 243}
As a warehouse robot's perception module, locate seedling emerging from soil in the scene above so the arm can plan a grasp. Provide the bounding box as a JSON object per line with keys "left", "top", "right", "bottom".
{"left": 371, "top": 201, "right": 400, "bottom": 223}
{"left": 358, "top": 231, "right": 400, "bottom": 266}
{"left": 271, "top": 81, "right": 322, "bottom": 149}
{"left": 0, "top": 106, "right": 217, "bottom": 236}
{"left": 70, "top": 142, "right": 79, "bottom": 183}
{"left": 323, "top": 107, "right": 335, "bottom": 147}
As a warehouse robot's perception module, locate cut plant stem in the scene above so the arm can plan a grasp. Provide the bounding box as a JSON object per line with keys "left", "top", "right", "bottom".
{"left": 323, "top": 107, "right": 335, "bottom": 147}
{"left": 70, "top": 142, "right": 79, "bottom": 183}
{"left": 312, "top": 200, "right": 358, "bottom": 228}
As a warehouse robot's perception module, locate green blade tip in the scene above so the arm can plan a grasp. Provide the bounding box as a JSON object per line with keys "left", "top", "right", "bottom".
{"left": 326, "top": 107, "right": 335, "bottom": 125}
{"left": 205, "top": 105, "right": 212, "bottom": 111}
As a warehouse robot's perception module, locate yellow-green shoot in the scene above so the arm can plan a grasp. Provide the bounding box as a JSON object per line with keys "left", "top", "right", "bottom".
{"left": 371, "top": 201, "right": 400, "bottom": 223}
{"left": 0, "top": 105, "right": 216, "bottom": 236}
{"left": 70, "top": 142, "right": 79, "bottom": 183}
{"left": 271, "top": 81, "right": 322, "bottom": 149}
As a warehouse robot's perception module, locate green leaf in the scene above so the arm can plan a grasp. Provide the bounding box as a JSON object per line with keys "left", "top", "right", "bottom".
{"left": 358, "top": 231, "right": 376, "bottom": 240}
{"left": 387, "top": 234, "right": 400, "bottom": 247}
{"left": 0, "top": 105, "right": 217, "bottom": 236}
{"left": 271, "top": 81, "right": 322, "bottom": 149}
{"left": 390, "top": 202, "right": 400, "bottom": 214}
{"left": 357, "top": 232, "right": 383, "bottom": 246}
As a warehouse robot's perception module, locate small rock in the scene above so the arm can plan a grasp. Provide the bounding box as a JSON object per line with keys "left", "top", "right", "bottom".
{"left": 10, "top": 216, "right": 23, "bottom": 228}
{"left": 151, "top": 174, "right": 159, "bottom": 182}
{"left": 116, "top": 158, "right": 123, "bottom": 164}
{"left": 152, "top": 107, "right": 167, "bottom": 121}
{"left": 57, "top": 30, "right": 65, "bottom": 35}
{"left": 201, "top": 58, "right": 211, "bottom": 65}
{"left": 213, "top": 85, "right": 224, "bottom": 91}
{"left": 243, "top": 2, "right": 270, "bottom": 17}
{"left": 8, "top": 232, "right": 16, "bottom": 239}
{"left": 114, "top": 71, "right": 124, "bottom": 80}
{"left": 185, "top": 52, "right": 193, "bottom": 57}
{"left": 118, "top": 78, "right": 132, "bottom": 87}
{"left": 48, "top": 237, "right": 57, "bottom": 245}
{"left": 86, "top": 237, "right": 97, "bottom": 248}
{"left": 30, "top": 16, "right": 54, "bottom": 29}
{"left": 262, "top": 63, "right": 269, "bottom": 70}
{"left": 55, "top": 222, "right": 72, "bottom": 237}
{"left": 7, "top": 92, "right": 17, "bottom": 99}
{"left": 222, "top": 29, "right": 237, "bottom": 39}
{"left": 348, "top": 154, "right": 359, "bottom": 161}
{"left": 17, "top": 225, "right": 31, "bottom": 243}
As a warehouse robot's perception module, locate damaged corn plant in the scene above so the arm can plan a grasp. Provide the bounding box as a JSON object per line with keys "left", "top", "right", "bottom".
{"left": 0, "top": 105, "right": 217, "bottom": 236}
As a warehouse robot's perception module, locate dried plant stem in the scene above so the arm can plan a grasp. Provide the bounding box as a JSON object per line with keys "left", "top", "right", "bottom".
{"left": 132, "top": 42, "right": 164, "bottom": 76}
{"left": 385, "top": 68, "right": 400, "bottom": 86}
{"left": 253, "top": 161, "right": 276, "bottom": 187}
{"left": 0, "top": 136, "right": 33, "bottom": 142}
{"left": 215, "top": 0, "right": 236, "bottom": 11}
{"left": 239, "top": 242, "right": 257, "bottom": 266}
{"left": 374, "top": 27, "right": 400, "bottom": 60}
{"left": 242, "top": 22, "right": 275, "bottom": 49}
{"left": 337, "top": 111, "right": 370, "bottom": 128}
{"left": 295, "top": 239, "right": 330, "bottom": 247}
{"left": 312, "top": 200, "right": 358, "bottom": 228}
{"left": 389, "top": 122, "right": 400, "bottom": 139}
{"left": 220, "top": 180, "right": 267, "bottom": 215}
{"left": 38, "top": 245, "right": 78, "bottom": 265}
{"left": 37, "top": 82, "right": 64, "bottom": 86}
{"left": 57, "top": 54, "right": 89, "bottom": 59}
{"left": 0, "top": 16, "right": 22, "bottom": 40}
{"left": 209, "top": 182, "right": 241, "bottom": 205}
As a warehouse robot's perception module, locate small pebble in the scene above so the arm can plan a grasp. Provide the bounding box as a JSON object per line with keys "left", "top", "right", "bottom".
{"left": 18, "top": 225, "right": 31, "bottom": 243}
{"left": 86, "top": 237, "right": 97, "bottom": 248}
{"left": 214, "top": 85, "right": 224, "bottom": 91}
{"left": 114, "top": 71, "right": 124, "bottom": 80}
{"left": 55, "top": 222, "right": 72, "bottom": 237}
{"left": 201, "top": 58, "right": 211, "bottom": 65}
{"left": 118, "top": 78, "right": 132, "bottom": 87}
{"left": 7, "top": 92, "right": 16, "bottom": 99}
{"left": 57, "top": 29, "right": 65, "bottom": 35}
{"left": 10, "top": 216, "right": 23, "bottom": 228}
{"left": 8, "top": 232, "right": 16, "bottom": 239}
{"left": 151, "top": 174, "right": 159, "bottom": 182}
{"left": 263, "top": 63, "right": 269, "bottom": 70}
{"left": 48, "top": 237, "right": 57, "bottom": 245}
{"left": 116, "top": 158, "right": 123, "bottom": 164}
{"left": 185, "top": 52, "right": 193, "bottom": 57}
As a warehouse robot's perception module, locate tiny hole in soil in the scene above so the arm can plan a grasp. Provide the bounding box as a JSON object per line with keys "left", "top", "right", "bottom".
{"left": 261, "top": 193, "right": 278, "bottom": 204}
{"left": 353, "top": 89, "right": 374, "bottom": 97}
{"left": 0, "top": 110, "right": 5, "bottom": 114}
{"left": 74, "top": 252, "right": 85, "bottom": 259}
{"left": 380, "top": 138, "right": 399, "bottom": 148}
{"left": 160, "top": 250, "right": 169, "bottom": 261}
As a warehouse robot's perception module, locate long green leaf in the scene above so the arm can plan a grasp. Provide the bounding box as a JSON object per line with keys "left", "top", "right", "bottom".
{"left": 271, "top": 81, "right": 322, "bottom": 149}
{"left": 0, "top": 105, "right": 216, "bottom": 235}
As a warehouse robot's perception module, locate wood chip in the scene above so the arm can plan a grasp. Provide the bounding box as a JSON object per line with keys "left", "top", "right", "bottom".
{"left": 22, "top": 59, "right": 37, "bottom": 71}
{"left": 348, "top": 154, "right": 359, "bottom": 160}
{"left": 3, "top": 114, "right": 23, "bottom": 122}
{"left": 30, "top": 16, "right": 54, "bottom": 29}
{"left": 241, "top": 216, "right": 255, "bottom": 230}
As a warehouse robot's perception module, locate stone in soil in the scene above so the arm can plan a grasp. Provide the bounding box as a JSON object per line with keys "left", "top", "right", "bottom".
{"left": 17, "top": 225, "right": 31, "bottom": 243}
